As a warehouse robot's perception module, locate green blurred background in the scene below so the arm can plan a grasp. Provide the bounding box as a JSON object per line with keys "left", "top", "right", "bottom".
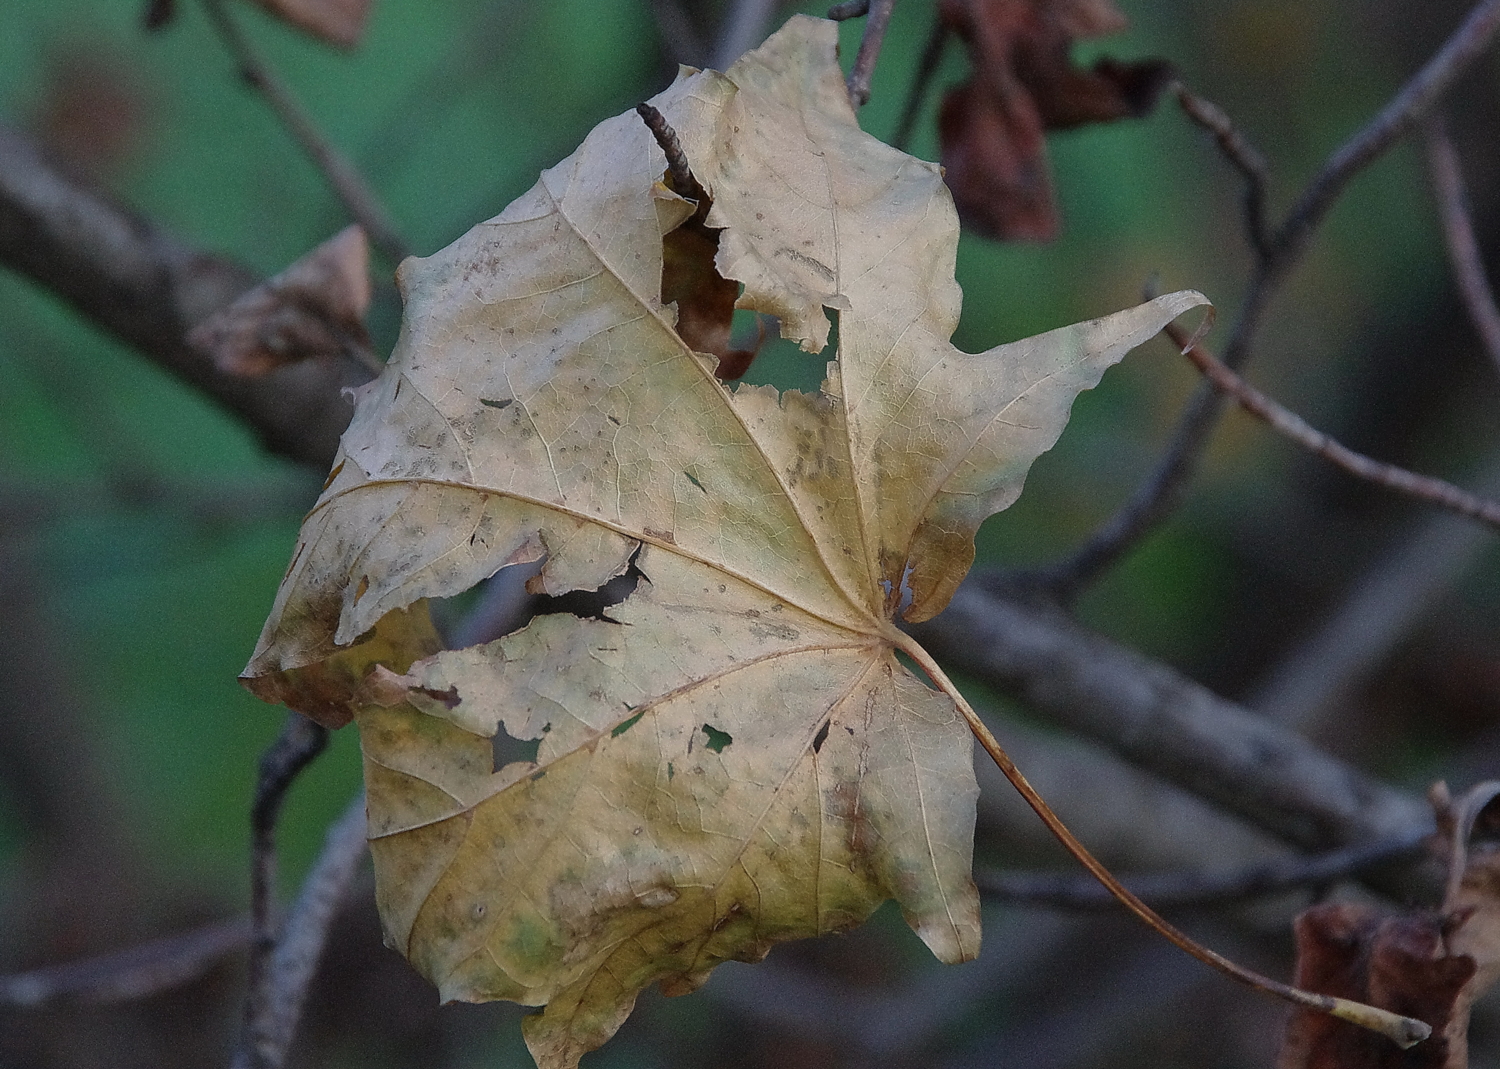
{"left": 2, "top": 1, "right": 1498, "bottom": 1066}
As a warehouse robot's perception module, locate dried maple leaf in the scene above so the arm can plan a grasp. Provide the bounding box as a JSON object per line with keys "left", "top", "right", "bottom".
{"left": 937, "top": 0, "right": 1173, "bottom": 241}
{"left": 242, "top": 17, "right": 1205, "bottom": 1068}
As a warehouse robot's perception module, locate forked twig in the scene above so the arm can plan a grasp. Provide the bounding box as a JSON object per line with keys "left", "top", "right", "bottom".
{"left": 1167, "top": 320, "right": 1500, "bottom": 531}
{"left": 845, "top": 0, "right": 899, "bottom": 107}
{"left": 199, "top": 0, "right": 411, "bottom": 264}
{"left": 895, "top": 633, "right": 1431, "bottom": 1050}
{"left": 1272, "top": 0, "right": 1500, "bottom": 272}
{"left": 1037, "top": 0, "right": 1500, "bottom": 598}
{"left": 1423, "top": 114, "right": 1500, "bottom": 375}
{"left": 233, "top": 794, "right": 368, "bottom": 1069}
{"left": 1172, "top": 84, "right": 1271, "bottom": 258}
{"left": 975, "top": 829, "right": 1427, "bottom": 911}
{"left": 236, "top": 713, "right": 329, "bottom": 1069}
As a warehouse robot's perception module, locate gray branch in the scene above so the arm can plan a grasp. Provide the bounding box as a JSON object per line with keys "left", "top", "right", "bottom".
{"left": 911, "top": 581, "right": 1433, "bottom": 851}
{"left": 0, "top": 123, "right": 365, "bottom": 471}
{"left": 232, "top": 793, "right": 368, "bottom": 1069}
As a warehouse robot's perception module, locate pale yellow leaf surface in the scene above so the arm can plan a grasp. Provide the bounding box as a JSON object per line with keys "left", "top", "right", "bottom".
{"left": 242, "top": 15, "right": 1207, "bottom": 1067}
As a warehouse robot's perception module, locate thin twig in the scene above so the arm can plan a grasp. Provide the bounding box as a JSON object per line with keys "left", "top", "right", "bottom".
{"left": 975, "top": 830, "right": 1428, "bottom": 911}
{"left": 237, "top": 713, "right": 329, "bottom": 1069}
{"left": 233, "top": 794, "right": 368, "bottom": 1069}
{"left": 1423, "top": 114, "right": 1500, "bottom": 375}
{"left": 891, "top": 16, "right": 948, "bottom": 151}
{"left": 1172, "top": 83, "right": 1271, "bottom": 258}
{"left": 0, "top": 917, "right": 250, "bottom": 1008}
{"left": 908, "top": 581, "right": 1433, "bottom": 853}
{"left": 1032, "top": 0, "right": 1500, "bottom": 597}
{"left": 897, "top": 633, "right": 1430, "bottom": 1049}
{"left": 1169, "top": 320, "right": 1500, "bottom": 530}
{"left": 199, "top": 0, "right": 411, "bottom": 264}
{"left": 845, "top": 0, "right": 899, "bottom": 108}
{"left": 1271, "top": 0, "right": 1500, "bottom": 272}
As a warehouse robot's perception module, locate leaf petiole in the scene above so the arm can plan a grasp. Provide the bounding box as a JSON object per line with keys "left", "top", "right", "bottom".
{"left": 892, "top": 632, "right": 1432, "bottom": 1051}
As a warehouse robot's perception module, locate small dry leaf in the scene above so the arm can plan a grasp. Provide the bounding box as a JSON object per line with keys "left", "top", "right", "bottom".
{"left": 188, "top": 225, "right": 371, "bottom": 378}
{"left": 937, "top": 0, "right": 1172, "bottom": 241}
{"left": 1278, "top": 784, "right": 1500, "bottom": 1069}
{"left": 242, "top": 17, "right": 1205, "bottom": 1068}
{"left": 245, "top": 0, "right": 371, "bottom": 48}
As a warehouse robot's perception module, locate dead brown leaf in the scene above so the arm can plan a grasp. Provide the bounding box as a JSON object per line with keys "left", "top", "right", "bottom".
{"left": 188, "top": 225, "right": 371, "bottom": 377}
{"left": 1279, "top": 783, "right": 1500, "bottom": 1069}
{"left": 936, "top": 0, "right": 1172, "bottom": 241}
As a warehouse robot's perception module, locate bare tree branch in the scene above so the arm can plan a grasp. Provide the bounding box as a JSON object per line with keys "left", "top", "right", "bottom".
{"left": 974, "top": 829, "right": 1429, "bottom": 911}
{"left": 1169, "top": 320, "right": 1500, "bottom": 530}
{"left": 1252, "top": 452, "right": 1500, "bottom": 732}
{"left": 0, "top": 918, "right": 250, "bottom": 1008}
{"left": 827, "top": 1, "right": 870, "bottom": 20}
{"left": 1035, "top": 0, "right": 1500, "bottom": 597}
{"left": 649, "top": 0, "right": 707, "bottom": 67}
{"left": 1173, "top": 83, "right": 1271, "bottom": 258}
{"left": 0, "top": 123, "right": 364, "bottom": 470}
{"left": 1423, "top": 113, "right": 1500, "bottom": 375}
{"left": 200, "top": 0, "right": 411, "bottom": 264}
{"left": 236, "top": 713, "right": 329, "bottom": 1069}
{"left": 1271, "top": 0, "right": 1500, "bottom": 272}
{"left": 232, "top": 794, "right": 368, "bottom": 1069}
{"left": 845, "top": 0, "right": 899, "bottom": 107}
{"left": 910, "top": 581, "right": 1433, "bottom": 851}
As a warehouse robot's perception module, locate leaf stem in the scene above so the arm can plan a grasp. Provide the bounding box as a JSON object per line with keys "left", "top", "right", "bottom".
{"left": 891, "top": 632, "right": 1432, "bottom": 1051}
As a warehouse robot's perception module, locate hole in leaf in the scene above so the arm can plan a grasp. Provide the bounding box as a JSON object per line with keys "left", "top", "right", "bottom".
{"left": 733, "top": 307, "right": 838, "bottom": 395}
{"left": 479, "top": 397, "right": 513, "bottom": 410}
{"left": 532, "top": 557, "right": 643, "bottom": 622}
{"left": 811, "top": 719, "right": 831, "bottom": 754}
{"left": 492, "top": 719, "right": 542, "bottom": 773}
{"left": 433, "top": 556, "right": 544, "bottom": 648}
{"left": 416, "top": 684, "right": 460, "bottom": 710}
{"left": 700, "top": 723, "right": 733, "bottom": 753}
{"left": 611, "top": 707, "right": 646, "bottom": 738}
{"left": 658, "top": 184, "right": 762, "bottom": 380}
